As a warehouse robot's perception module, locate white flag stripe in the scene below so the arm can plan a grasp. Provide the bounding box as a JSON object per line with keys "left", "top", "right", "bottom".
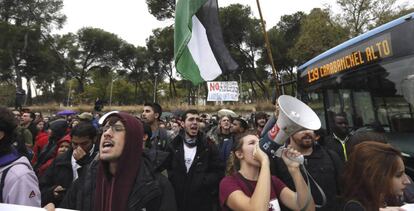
{"left": 187, "top": 16, "right": 222, "bottom": 81}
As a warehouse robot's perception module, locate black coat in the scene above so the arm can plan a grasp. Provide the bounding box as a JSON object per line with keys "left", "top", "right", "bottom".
{"left": 39, "top": 145, "right": 98, "bottom": 207}
{"left": 60, "top": 150, "right": 177, "bottom": 211}
{"left": 324, "top": 134, "right": 352, "bottom": 163}
{"left": 166, "top": 131, "right": 224, "bottom": 211}
{"left": 27, "top": 122, "right": 38, "bottom": 144}
{"left": 271, "top": 144, "right": 344, "bottom": 211}
{"left": 39, "top": 150, "right": 73, "bottom": 207}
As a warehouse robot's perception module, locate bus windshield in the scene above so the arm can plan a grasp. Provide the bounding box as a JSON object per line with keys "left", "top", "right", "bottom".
{"left": 297, "top": 12, "right": 414, "bottom": 156}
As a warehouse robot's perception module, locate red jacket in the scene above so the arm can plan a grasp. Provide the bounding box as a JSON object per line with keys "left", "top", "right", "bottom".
{"left": 36, "top": 134, "right": 71, "bottom": 177}
{"left": 31, "top": 131, "right": 49, "bottom": 165}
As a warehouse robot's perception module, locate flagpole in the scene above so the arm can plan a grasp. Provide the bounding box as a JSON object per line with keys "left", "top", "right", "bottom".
{"left": 256, "top": 0, "right": 281, "bottom": 98}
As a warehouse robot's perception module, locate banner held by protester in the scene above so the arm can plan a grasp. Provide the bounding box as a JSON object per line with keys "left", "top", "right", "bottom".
{"left": 207, "top": 81, "right": 239, "bottom": 101}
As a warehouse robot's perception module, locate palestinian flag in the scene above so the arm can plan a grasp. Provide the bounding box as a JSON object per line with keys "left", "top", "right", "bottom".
{"left": 174, "top": 0, "right": 239, "bottom": 85}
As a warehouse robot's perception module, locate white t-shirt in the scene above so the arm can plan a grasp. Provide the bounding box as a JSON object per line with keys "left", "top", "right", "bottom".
{"left": 71, "top": 144, "right": 95, "bottom": 180}
{"left": 71, "top": 155, "right": 81, "bottom": 181}
{"left": 269, "top": 198, "right": 281, "bottom": 211}
{"left": 183, "top": 142, "right": 197, "bottom": 173}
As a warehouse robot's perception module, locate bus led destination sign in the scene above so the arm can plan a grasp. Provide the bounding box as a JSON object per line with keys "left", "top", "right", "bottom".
{"left": 306, "top": 33, "right": 393, "bottom": 83}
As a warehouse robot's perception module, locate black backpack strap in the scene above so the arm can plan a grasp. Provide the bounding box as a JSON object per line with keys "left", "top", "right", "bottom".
{"left": 325, "top": 148, "right": 344, "bottom": 193}
{"left": 0, "top": 165, "right": 14, "bottom": 203}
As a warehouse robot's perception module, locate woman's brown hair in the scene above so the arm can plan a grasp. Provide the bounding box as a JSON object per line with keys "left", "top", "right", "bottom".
{"left": 225, "top": 130, "right": 257, "bottom": 176}
{"left": 342, "top": 141, "right": 403, "bottom": 210}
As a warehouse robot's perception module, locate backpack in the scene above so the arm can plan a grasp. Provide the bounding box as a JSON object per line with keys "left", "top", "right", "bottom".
{"left": 0, "top": 162, "right": 31, "bottom": 203}
{"left": 0, "top": 165, "right": 13, "bottom": 203}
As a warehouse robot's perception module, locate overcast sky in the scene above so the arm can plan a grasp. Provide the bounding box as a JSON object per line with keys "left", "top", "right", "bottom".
{"left": 54, "top": 0, "right": 414, "bottom": 46}
{"left": 58, "top": 0, "right": 335, "bottom": 46}
{"left": 57, "top": 0, "right": 413, "bottom": 47}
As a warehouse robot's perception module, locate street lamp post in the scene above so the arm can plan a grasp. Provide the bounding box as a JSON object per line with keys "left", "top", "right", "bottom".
{"left": 67, "top": 81, "right": 72, "bottom": 107}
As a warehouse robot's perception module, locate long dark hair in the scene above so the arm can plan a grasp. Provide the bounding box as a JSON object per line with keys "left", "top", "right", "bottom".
{"left": 342, "top": 141, "right": 402, "bottom": 210}
{"left": 0, "top": 107, "right": 18, "bottom": 155}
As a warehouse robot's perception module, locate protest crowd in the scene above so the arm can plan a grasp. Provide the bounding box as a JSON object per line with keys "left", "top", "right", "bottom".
{"left": 0, "top": 100, "right": 412, "bottom": 211}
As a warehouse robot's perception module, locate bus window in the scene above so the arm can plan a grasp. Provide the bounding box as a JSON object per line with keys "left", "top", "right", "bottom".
{"left": 326, "top": 89, "right": 354, "bottom": 129}
{"left": 375, "top": 96, "right": 414, "bottom": 132}
{"left": 401, "top": 74, "right": 414, "bottom": 107}
{"left": 353, "top": 91, "right": 376, "bottom": 127}
{"left": 401, "top": 74, "right": 414, "bottom": 108}
{"left": 304, "top": 92, "right": 326, "bottom": 129}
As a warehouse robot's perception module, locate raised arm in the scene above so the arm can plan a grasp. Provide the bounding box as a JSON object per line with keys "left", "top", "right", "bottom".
{"left": 279, "top": 147, "right": 315, "bottom": 211}
{"left": 226, "top": 144, "right": 271, "bottom": 211}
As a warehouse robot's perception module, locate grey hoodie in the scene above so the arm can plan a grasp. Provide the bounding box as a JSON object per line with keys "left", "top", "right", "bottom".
{"left": 0, "top": 156, "right": 41, "bottom": 206}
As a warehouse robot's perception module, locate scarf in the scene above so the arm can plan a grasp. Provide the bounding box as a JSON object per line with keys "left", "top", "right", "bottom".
{"left": 184, "top": 138, "right": 197, "bottom": 147}
{"left": 0, "top": 149, "right": 20, "bottom": 167}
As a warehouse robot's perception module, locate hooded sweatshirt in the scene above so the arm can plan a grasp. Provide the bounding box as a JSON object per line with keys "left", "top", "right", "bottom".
{"left": 36, "top": 134, "right": 71, "bottom": 177}
{"left": 33, "top": 119, "right": 68, "bottom": 173}
{"left": 94, "top": 112, "right": 143, "bottom": 211}
{"left": 0, "top": 151, "right": 41, "bottom": 206}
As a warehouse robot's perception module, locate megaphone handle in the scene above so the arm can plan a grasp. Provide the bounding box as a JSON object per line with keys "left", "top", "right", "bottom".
{"left": 275, "top": 146, "right": 304, "bottom": 165}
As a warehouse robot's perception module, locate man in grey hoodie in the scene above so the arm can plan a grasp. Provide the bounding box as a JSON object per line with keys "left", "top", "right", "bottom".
{"left": 0, "top": 107, "right": 41, "bottom": 206}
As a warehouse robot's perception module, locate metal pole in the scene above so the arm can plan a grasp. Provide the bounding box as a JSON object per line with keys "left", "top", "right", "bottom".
{"left": 239, "top": 74, "right": 243, "bottom": 103}
{"left": 109, "top": 77, "right": 113, "bottom": 110}
{"left": 67, "top": 81, "right": 72, "bottom": 107}
{"left": 197, "top": 84, "right": 200, "bottom": 105}
{"left": 256, "top": 0, "right": 281, "bottom": 97}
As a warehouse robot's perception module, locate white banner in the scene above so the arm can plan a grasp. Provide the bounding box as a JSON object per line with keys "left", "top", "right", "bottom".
{"left": 207, "top": 81, "right": 239, "bottom": 101}
{"left": 0, "top": 203, "right": 77, "bottom": 210}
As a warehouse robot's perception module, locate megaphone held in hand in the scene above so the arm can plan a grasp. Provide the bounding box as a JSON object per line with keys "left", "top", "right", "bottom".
{"left": 260, "top": 95, "right": 321, "bottom": 164}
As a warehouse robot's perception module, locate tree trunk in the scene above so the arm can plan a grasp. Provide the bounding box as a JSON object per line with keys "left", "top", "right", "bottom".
{"left": 255, "top": 79, "right": 269, "bottom": 99}
{"left": 153, "top": 76, "right": 158, "bottom": 103}
{"left": 34, "top": 86, "right": 38, "bottom": 98}
{"left": 204, "top": 83, "right": 208, "bottom": 102}
{"left": 172, "top": 78, "right": 177, "bottom": 97}
{"left": 137, "top": 82, "right": 149, "bottom": 103}
{"left": 187, "top": 81, "right": 192, "bottom": 105}
{"left": 26, "top": 78, "right": 32, "bottom": 105}
{"left": 76, "top": 77, "right": 84, "bottom": 93}
{"left": 10, "top": 54, "right": 23, "bottom": 91}
{"left": 134, "top": 81, "right": 138, "bottom": 104}
{"left": 168, "top": 76, "right": 173, "bottom": 99}
{"left": 249, "top": 81, "right": 257, "bottom": 102}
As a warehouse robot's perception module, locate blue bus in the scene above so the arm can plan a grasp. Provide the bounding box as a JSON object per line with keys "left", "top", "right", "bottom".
{"left": 297, "top": 12, "right": 414, "bottom": 174}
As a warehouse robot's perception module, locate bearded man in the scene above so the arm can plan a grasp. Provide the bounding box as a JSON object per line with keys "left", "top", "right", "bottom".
{"left": 270, "top": 130, "right": 343, "bottom": 211}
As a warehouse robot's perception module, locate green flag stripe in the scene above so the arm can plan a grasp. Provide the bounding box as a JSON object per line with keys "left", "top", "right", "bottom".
{"left": 174, "top": 0, "right": 207, "bottom": 62}
{"left": 176, "top": 47, "right": 204, "bottom": 85}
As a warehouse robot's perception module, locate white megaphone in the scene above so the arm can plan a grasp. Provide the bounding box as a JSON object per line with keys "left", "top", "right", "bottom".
{"left": 260, "top": 95, "right": 321, "bottom": 164}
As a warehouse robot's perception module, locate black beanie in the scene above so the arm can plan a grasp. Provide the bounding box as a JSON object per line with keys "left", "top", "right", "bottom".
{"left": 49, "top": 119, "right": 68, "bottom": 140}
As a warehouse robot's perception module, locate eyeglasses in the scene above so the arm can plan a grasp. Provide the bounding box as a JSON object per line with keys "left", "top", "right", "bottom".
{"left": 102, "top": 124, "right": 125, "bottom": 133}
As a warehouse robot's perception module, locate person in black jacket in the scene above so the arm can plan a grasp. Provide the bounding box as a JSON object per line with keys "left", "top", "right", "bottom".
{"left": 165, "top": 109, "right": 224, "bottom": 211}
{"left": 39, "top": 122, "right": 98, "bottom": 206}
{"left": 324, "top": 113, "right": 352, "bottom": 162}
{"left": 46, "top": 112, "right": 176, "bottom": 211}
{"left": 271, "top": 129, "right": 343, "bottom": 211}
